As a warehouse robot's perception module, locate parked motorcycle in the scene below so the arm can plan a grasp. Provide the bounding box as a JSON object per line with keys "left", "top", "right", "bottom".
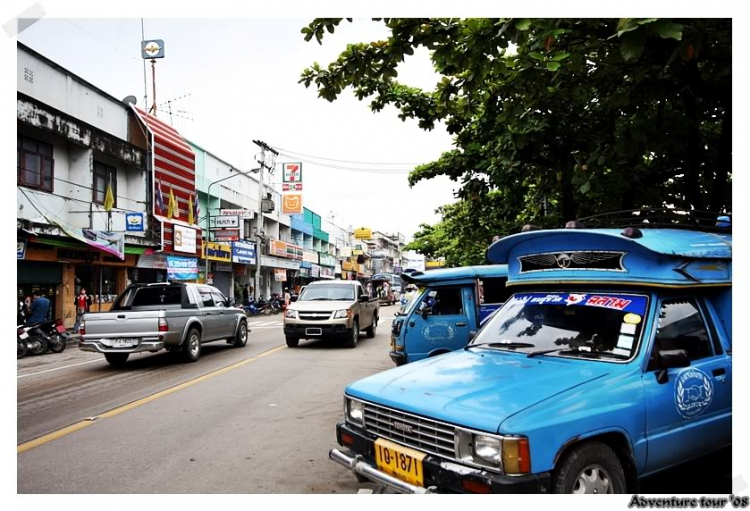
{"left": 17, "top": 326, "right": 28, "bottom": 359}
{"left": 18, "top": 325, "right": 48, "bottom": 356}
{"left": 38, "top": 318, "right": 69, "bottom": 353}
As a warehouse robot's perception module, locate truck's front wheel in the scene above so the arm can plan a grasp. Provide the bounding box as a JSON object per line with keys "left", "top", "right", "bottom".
{"left": 285, "top": 336, "right": 299, "bottom": 348}
{"left": 552, "top": 441, "right": 626, "bottom": 494}
{"left": 104, "top": 353, "right": 129, "bottom": 366}
{"left": 344, "top": 319, "right": 359, "bottom": 348}
{"left": 182, "top": 328, "right": 202, "bottom": 363}
{"left": 232, "top": 321, "right": 248, "bottom": 348}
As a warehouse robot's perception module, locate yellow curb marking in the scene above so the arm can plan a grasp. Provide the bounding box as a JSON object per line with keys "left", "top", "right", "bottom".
{"left": 18, "top": 344, "right": 287, "bottom": 454}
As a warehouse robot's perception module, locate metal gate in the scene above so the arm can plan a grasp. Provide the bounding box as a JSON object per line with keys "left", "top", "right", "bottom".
{"left": 211, "top": 270, "right": 233, "bottom": 298}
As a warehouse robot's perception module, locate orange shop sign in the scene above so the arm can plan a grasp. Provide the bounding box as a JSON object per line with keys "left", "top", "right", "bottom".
{"left": 282, "top": 194, "right": 303, "bottom": 215}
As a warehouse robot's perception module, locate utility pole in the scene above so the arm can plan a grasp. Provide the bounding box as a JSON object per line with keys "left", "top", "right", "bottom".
{"left": 252, "top": 140, "right": 278, "bottom": 300}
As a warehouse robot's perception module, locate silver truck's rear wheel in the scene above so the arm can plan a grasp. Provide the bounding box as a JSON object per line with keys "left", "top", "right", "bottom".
{"left": 182, "top": 328, "right": 202, "bottom": 363}
{"left": 104, "top": 353, "right": 129, "bottom": 366}
{"left": 344, "top": 319, "right": 359, "bottom": 348}
{"left": 233, "top": 321, "right": 248, "bottom": 347}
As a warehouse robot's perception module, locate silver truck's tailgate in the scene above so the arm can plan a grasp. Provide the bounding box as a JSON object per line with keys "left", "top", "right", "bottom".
{"left": 83, "top": 310, "right": 162, "bottom": 339}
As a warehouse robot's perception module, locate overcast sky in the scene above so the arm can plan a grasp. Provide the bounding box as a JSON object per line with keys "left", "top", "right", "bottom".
{"left": 18, "top": 18, "right": 458, "bottom": 239}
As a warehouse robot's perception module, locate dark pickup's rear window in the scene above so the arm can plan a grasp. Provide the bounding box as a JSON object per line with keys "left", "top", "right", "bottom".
{"left": 112, "top": 286, "right": 183, "bottom": 309}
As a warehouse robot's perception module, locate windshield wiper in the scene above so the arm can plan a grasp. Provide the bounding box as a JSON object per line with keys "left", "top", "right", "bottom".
{"left": 465, "top": 341, "right": 536, "bottom": 351}
{"left": 528, "top": 348, "right": 623, "bottom": 360}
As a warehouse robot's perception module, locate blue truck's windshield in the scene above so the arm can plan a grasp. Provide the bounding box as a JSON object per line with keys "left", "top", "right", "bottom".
{"left": 470, "top": 292, "right": 649, "bottom": 361}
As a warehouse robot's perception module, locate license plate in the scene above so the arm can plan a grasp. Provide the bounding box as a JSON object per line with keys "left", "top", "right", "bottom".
{"left": 112, "top": 338, "right": 136, "bottom": 348}
{"left": 19, "top": 332, "right": 29, "bottom": 340}
{"left": 374, "top": 438, "right": 425, "bottom": 487}
{"left": 56, "top": 325, "right": 67, "bottom": 333}
{"left": 305, "top": 328, "right": 322, "bottom": 336}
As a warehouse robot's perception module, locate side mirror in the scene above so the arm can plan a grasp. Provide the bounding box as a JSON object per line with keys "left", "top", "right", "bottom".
{"left": 655, "top": 349, "right": 690, "bottom": 384}
{"left": 359, "top": 294, "right": 370, "bottom": 303}
{"left": 290, "top": 295, "right": 298, "bottom": 302}
{"left": 467, "top": 330, "right": 478, "bottom": 343}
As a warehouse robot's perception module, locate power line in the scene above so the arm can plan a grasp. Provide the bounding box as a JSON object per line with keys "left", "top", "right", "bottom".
{"left": 276, "top": 153, "right": 413, "bottom": 174}
{"left": 62, "top": 19, "right": 139, "bottom": 61}
{"left": 271, "top": 145, "right": 425, "bottom": 166}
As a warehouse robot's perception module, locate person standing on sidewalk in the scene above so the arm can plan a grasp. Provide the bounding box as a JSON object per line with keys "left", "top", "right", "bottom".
{"left": 243, "top": 283, "right": 250, "bottom": 305}
{"left": 73, "top": 288, "right": 91, "bottom": 333}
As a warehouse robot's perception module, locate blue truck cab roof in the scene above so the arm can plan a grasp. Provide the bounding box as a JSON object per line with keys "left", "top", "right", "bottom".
{"left": 401, "top": 264, "right": 508, "bottom": 285}
{"left": 486, "top": 228, "right": 731, "bottom": 288}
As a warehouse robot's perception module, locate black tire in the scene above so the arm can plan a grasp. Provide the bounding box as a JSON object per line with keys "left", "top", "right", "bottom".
{"left": 285, "top": 336, "right": 299, "bottom": 348}
{"left": 366, "top": 315, "right": 378, "bottom": 338}
{"left": 28, "top": 336, "right": 47, "bottom": 356}
{"left": 49, "top": 333, "right": 68, "bottom": 353}
{"left": 104, "top": 352, "right": 129, "bottom": 366}
{"left": 552, "top": 441, "right": 626, "bottom": 494}
{"left": 233, "top": 321, "right": 248, "bottom": 348}
{"left": 17, "top": 339, "right": 27, "bottom": 359}
{"left": 182, "top": 328, "right": 202, "bottom": 362}
{"left": 344, "top": 319, "right": 359, "bottom": 348}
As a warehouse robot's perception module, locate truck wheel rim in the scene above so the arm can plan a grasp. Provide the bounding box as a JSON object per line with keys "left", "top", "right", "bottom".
{"left": 189, "top": 335, "right": 200, "bottom": 356}
{"left": 572, "top": 465, "right": 612, "bottom": 494}
{"left": 240, "top": 324, "right": 247, "bottom": 343}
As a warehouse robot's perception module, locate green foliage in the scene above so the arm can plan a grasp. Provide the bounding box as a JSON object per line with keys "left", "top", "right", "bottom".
{"left": 300, "top": 18, "right": 731, "bottom": 265}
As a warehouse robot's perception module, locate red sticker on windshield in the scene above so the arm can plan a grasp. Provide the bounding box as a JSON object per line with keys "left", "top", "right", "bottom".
{"left": 585, "top": 295, "right": 632, "bottom": 310}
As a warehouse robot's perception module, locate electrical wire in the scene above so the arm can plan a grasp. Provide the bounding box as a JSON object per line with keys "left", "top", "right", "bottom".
{"left": 271, "top": 146, "right": 426, "bottom": 166}
{"left": 62, "top": 19, "right": 139, "bottom": 61}
{"left": 276, "top": 152, "right": 414, "bottom": 174}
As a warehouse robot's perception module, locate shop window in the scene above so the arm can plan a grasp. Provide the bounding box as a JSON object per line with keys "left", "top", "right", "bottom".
{"left": 93, "top": 161, "right": 117, "bottom": 207}
{"left": 18, "top": 134, "right": 54, "bottom": 192}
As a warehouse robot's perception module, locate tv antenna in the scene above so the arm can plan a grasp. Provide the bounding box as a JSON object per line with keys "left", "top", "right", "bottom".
{"left": 157, "top": 93, "right": 193, "bottom": 126}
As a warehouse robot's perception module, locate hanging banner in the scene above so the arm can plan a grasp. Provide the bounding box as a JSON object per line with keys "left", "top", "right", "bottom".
{"left": 282, "top": 163, "right": 302, "bottom": 183}
{"left": 167, "top": 256, "right": 198, "bottom": 280}
{"left": 282, "top": 194, "right": 303, "bottom": 215}
{"left": 54, "top": 221, "right": 125, "bottom": 260}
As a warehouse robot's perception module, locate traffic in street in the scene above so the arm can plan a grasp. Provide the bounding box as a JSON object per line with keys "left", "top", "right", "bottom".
{"left": 18, "top": 303, "right": 730, "bottom": 494}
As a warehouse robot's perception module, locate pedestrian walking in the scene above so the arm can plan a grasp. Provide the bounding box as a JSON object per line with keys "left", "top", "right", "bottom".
{"left": 242, "top": 283, "right": 250, "bottom": 305}
{"left": 73, "top": 288, "right": 91, "bottom": 333}
{"left": 284, "top": 287, "right": 291, "bottom": 307}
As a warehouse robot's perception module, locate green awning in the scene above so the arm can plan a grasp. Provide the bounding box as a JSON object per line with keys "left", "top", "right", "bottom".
{"left": 31, "top": 236, "right": 149, "bottom": 254}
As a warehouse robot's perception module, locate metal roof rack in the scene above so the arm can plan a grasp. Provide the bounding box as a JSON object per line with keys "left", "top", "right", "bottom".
{"left": 577, "top": 208, "right": 731, "bottom": 233}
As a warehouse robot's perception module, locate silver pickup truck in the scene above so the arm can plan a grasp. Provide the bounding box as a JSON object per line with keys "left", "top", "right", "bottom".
{"left": 79, "top": 283, "right": 248, "bottom": 366}
{"left": 283, "top": 280, "right": 379, "bottom": 348}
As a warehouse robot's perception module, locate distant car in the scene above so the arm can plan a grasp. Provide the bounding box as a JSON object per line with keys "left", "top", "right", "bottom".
{"left": 283, "top": 280, "right": 379, "bottom": 349}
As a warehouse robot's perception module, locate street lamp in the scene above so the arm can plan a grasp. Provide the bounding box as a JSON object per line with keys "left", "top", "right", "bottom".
{"left": 205, "top": 167, "right": 261, "bottom": 284}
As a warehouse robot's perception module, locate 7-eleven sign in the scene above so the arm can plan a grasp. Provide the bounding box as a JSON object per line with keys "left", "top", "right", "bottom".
{"left": 283, "top": 162, "right": 302, "bottom": 183}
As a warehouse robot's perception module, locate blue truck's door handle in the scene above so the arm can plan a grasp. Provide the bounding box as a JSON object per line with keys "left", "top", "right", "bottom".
{"left": 456, "top": 322, "right": 467, "bottom": 327}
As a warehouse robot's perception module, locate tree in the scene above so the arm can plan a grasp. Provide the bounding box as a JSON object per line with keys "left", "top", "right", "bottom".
{"left": 300, "top": 18, "right": 731, "bottom": 263}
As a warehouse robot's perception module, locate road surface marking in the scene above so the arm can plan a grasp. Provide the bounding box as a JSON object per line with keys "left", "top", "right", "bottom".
{"left": 17, "top": 344, "right": 287, "bottom": 454}
{"left": 17, "top": 357, "right": 105, "bottom": 379}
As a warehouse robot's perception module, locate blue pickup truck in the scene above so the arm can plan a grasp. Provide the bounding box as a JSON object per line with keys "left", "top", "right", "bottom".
{"left": 389, "top": 265, "right": 509, "bottom": 365}
{"left": 330, "top": 219, "right": 731, "bottom": 493}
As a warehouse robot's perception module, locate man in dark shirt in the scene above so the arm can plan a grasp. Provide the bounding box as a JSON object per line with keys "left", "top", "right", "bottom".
{"left": 28, "top": 291, "right": 50, "bottom": 325}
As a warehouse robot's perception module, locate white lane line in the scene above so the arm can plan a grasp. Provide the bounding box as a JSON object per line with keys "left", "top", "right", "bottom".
{"left": 18, "top": 357, "right": 105, "bottom": 379}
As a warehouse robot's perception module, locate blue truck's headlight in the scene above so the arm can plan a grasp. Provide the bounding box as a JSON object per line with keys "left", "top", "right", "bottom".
{"left": 473, "top": 434, "right": 502, "bottom": 465}
{"left": 345, "top": 397, "right": 364, "bottom": 425}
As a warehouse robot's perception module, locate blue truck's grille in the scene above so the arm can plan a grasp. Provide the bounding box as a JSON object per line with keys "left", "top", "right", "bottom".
{"left": 362, "top": 401, "right": 456, "bottom": 459}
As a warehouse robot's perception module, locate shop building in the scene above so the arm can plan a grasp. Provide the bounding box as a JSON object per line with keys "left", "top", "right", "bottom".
{"left": 17, "top": 43, "right": 156, "bottom": 326}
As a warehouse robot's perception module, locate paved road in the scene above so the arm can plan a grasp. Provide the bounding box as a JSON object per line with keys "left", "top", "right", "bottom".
{"left": 17, "top": 305, "right": 730, "bottom": 493}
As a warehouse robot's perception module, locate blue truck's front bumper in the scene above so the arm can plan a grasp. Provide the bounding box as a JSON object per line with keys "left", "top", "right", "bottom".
{"left": 332, "top": 422, "right": 551, "bottom": 493}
